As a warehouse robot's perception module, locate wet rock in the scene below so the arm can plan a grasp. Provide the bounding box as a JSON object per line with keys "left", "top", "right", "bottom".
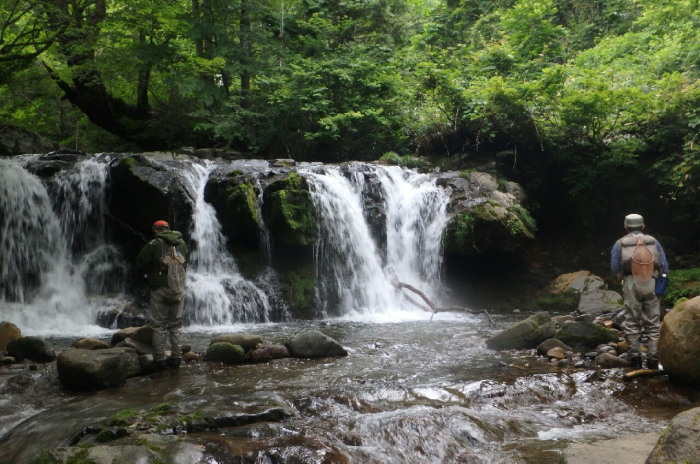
{"left": 577, "top": 289, "right": 623, "bottom": 316}
{"left": 49, "top": 444, "right": 160, "bottom": 464}
{"left": 210, "top": 334, "right": 263, "bottom": 352}
{"left": 485, "top": 311, "right": 552, "bottom": 350}
{"left": 287, "top": 330, "right": 348, "bottom": 358}
{"left": 262, "top": 172, "right": 318, "bottom": 247}
{"left": 249, "top": 343, "right": 290, "bottom": 363}
{"left": 7, "top": 336, "right": 56, "bottom": 362}
{"left": 658, "top": 296, "right": 700, "bottom": 386}
{"left": 204, "top": 342, "right": 245, "bottom": 364}
{"left": 537, "top": 338, "right": 573, "bottom": 356}
{"left": 111, "top": 326, "right": 153, "bottom": 346}
{"left": 57, "top": 347, "right": 141, "bottom": 390}
{"left": 182, "top": 351, "right": 200, "bottom": 363}
{"left": 121, "top": 337, "right": 154, "bottom": 355}
{"left": 546, "top": 347, "right": 567, "bottom": 360}
{"left": 0, "top": 321, "right": 21, "bottom": 352}
{"left": 555, "top": 321, "right": 618, "bottom": 349}
{"left": 72, "top": 338, "right": 111, "bottom": 350}
{"left": 210, "top": 408, "right": 293, "bottom": 429}
{"left": 595, "top": 353, "right": 629, "bottom": 368}
{"left": 0, "top": 356, "right": 15, "bottom": 364}
{"left": 0, "top": 124, "right": 59, "bottom": 155}
{"left": 646, "top": 407, "right": 700, "bottom": 463}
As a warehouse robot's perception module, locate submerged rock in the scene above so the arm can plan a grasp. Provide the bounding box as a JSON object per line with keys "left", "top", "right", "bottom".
{"left": 287, "top": 330, "right": 348, "bottom": 358}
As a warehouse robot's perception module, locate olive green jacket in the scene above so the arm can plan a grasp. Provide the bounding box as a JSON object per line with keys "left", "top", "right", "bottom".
{"left": 135, "top": 230, "right": 188, "bottom": 289}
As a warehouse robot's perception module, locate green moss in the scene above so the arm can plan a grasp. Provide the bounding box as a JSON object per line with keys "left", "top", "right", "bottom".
{"left": 287, "top": 269, "right": 316, "bottom": 317}
{"left": 151, "top": 402, "right": 177, "bottom": 414}
{"left": 110, "top": 408, "right": 140, "bottom": 426}
{"left": 379, "top": 152, "right": 431, "bottom": 168}
{"left": 506, "top": 205, "right": 537, "bottom": 238}
{"left": 528, "top": 289, "right": 580, "bottom": 312}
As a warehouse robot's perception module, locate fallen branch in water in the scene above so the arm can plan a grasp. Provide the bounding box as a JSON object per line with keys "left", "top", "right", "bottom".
{"left": 622, "top": 369, "right": 665, "bottom": 380}
{"left": 395, "top": 281, "right": 497, "bottom": 328}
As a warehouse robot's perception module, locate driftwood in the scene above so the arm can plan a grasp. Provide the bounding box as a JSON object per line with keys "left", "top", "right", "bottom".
{"left": 622, "top": 369, "right": 665, "bottom": 381}
{"left": 395, "top": 281, "right": 497, "bottom": 328}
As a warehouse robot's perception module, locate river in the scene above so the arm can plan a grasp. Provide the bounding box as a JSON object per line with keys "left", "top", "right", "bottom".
{"left": 1, "top": 313, "right": 698, "bottom": 463}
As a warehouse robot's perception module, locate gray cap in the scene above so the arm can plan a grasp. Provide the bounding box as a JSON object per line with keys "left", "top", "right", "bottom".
{"left": 624, "top": 213, "right": 644, "bottom": 228}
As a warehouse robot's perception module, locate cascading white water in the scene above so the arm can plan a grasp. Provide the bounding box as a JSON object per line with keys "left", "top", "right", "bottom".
{"left": 0, "top": 157, "right": 127, "bottom": 335}
{"left": 302, "top": 163, "right": 450, "bottom": 319}
{"left": 182, "top": 161, "right": 273, "bottom": 326}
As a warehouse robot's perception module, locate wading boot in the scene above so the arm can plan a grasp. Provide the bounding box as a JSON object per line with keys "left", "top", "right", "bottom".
{"left": 629, "top": 356, "right": 642, "bottom": 370}
{"left": 166, "top": 357, "right": 182, "bottom": 369}
{"left": 647, "top": 358, "right": 659, "bottom": 370}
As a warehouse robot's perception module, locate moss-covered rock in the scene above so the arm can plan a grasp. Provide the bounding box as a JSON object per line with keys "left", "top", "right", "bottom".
{"left": 485, "top": 311, "right": 553, "bottom": 350}
{"left": 286, "top": 269, "right": 316, "bottom": 319}
{"left": 262, "top": 173, "right": 317, "bottom": 246}
{"left": 205, "top": 172, "right": 262, "bottom": 247}
{"left": 204, "top": 342, "right": 245, "bottom": 364}
{"left": 554, "top": 322, "right": 618, "bottom": 349}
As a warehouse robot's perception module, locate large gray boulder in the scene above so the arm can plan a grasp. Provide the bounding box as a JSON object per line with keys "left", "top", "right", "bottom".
{"left": 658, "top": 296, "right": 700, "bottom": 386}
{"left": 287, "top": 330, "right": 348, "bottom": 358}
{"left": 646, "top": 407, "right": 700, "bottom": 464}
{"left": 57, "top": 347, "right": 141, "bottom": 390}
{"left": 485, "top": 312, "right": 552, "bottom": 350}
{"left": 0, "top": 124, "right": 59, "bottom": 155}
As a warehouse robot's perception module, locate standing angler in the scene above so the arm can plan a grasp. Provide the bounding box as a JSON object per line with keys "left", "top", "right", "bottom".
{"left": 611, "top": 214, "right": 669, "bottom": 370}
{"left": 136, "top": 220, "right": 188, "bottom": 371}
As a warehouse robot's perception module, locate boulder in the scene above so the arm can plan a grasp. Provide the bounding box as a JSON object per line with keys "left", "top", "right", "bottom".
{"left": 249, "top": 344, "right": 290, "bottom": 363}
{"left": 577, "top": 289, "right": 623, "bottom": 316}
{"left": 485, "top": 312, "right": 552, "bottom": 350}
{"left": 0, "top": 321, "right": 21, "bottom": 352}
{"left": 72, "top": 338, "right": 111, "bottom": 350}
{"left": 7, "top": 336, "right": 56, "bottom": 362}
{"left": 646, "top": 407, "right": 700, "bottom": 464}
{"left": 658, "top": 296, "right": 700, "bottom": 386}
{"left": 438, "top": 171, "right": 535, "bottom": 257}
{"left": 111, "top": 326, "right": 153, "bottom": 346}
{"left": 204, "top": 343, "right": 245, "bottom": 364}
{"left": 546, "top": 347, "right": 567, "bottom": 360}
{"left": 287, "top": 330, "right": 348, "bottom": 358}
{"left": 210, "top": 334, "right": 263, "bottom": 352}
{"left": 0, "top": 124, "right": 59, "bottom": 155}
{"left": 554, "top": 321, "right": 618, "bottom": 349}
{"left": 537, "top": 338, "right": 573, "bottom": 357}
{"left": 57, "top": 347, "right": 141, "bottom": 390}
{"left": 595, "top": 352, "right": 629, "bottom": 368}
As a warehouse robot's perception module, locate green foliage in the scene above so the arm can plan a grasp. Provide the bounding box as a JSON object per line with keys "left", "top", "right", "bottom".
{"left": 661, "top": 268, "right": 700, "bottom": 307}
{"left": 379, "top": 152, "right": 432, "bottom": 168}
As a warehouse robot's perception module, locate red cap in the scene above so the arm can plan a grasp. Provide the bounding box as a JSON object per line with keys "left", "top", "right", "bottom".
{"left": 152, "top": 220, "right": 169, "bottom": 229}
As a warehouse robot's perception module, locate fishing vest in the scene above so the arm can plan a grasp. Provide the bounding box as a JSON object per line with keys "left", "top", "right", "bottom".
{"left": 618, "top": 232, "right": 660, "bottom": 280}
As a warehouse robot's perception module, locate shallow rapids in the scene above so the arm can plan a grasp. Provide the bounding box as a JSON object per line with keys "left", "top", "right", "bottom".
{"left": 2, "top": 314, "right": 697, "bottom": 463}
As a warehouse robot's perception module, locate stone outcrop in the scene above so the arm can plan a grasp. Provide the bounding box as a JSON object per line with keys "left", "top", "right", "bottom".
{"left": 287, "top": 330, "right": 348, "bottom": 358}
{"left": 531, "top": 271, "right": 622, "bottom": 315}
{"left": 0, "top": 124, "right": 59, "bottom": 155}
{"left": 646, "top": 407, "right": 700, "bottom": 464}
{"left": 262, "top": 172, "right": 318, "bottom": 247}
{"left": 57, "top": 347, "right": 141, "bottom": 389}
{"left": 658, "top": 296, "right": 700, "bottom": 386}
{"left": 439, "top": 171, "right": 536, "bottom": 257}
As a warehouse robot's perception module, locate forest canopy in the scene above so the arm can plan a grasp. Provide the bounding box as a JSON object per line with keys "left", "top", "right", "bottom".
{"left": 1, "top": 0, "right": 699, "bottom": 243}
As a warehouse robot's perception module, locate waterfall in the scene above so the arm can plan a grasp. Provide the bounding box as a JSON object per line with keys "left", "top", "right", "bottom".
{"left": 302, "top": 163, "right": 450, "bottom": 318}
{"left": 182, "top": 161, "right": 273, "bottom": 326}
{"left": 0, "top": 157, "right": 127, "bottom": 335}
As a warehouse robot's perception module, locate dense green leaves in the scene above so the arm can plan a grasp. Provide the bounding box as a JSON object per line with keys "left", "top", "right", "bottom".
{"left": 1, "top": 0, "right": 699, "bottom": 242}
